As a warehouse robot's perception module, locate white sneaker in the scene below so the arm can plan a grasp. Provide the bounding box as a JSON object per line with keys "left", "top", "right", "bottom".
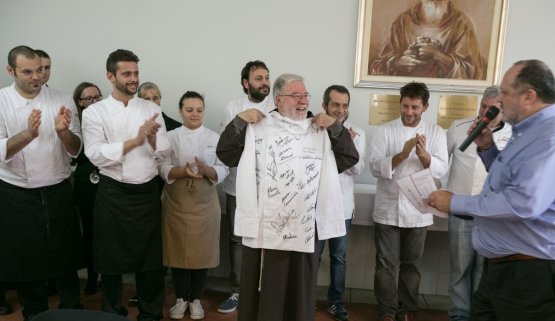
{"left": 169, "top": 298, "right": 187, "bottom": 319}
{"left": 189, "top": 299, "right": 205, "bottom": 320}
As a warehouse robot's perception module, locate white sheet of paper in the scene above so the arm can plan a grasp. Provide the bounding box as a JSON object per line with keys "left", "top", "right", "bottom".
{"left": 396, "top": 168, "right": 448, "bottom": 218}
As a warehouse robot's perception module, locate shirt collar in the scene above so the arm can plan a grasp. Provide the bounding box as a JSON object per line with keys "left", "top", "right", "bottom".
{"left": 108, "top": 94, "right": 137, "bottom": 107}
{"left": 180, "top": 124, "right": 203, "bottom": 134}
{"left": 512, "top": 103, "right": 555, "bottom": 135}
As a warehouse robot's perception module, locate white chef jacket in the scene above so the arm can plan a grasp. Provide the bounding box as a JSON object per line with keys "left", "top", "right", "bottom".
{"left": 235, "top": 111, "right": 345, "bottom": 252}
{"left": 369, "top": 118, "right": 448, "bottom": 227}
{"left": 340, "top": 120, "right": 366, "bottom": 220}
{"left": 446, "top": 117, "right": 512, "bottom": 195}
{"left": 82, "top": 95, "right": 170, "bottom": 184}
{"left": 159, "top": 125, "right": 229, "bottom": 184}
{"left": 219, "top": 95, "right": 274, "bottom": 196}
{"left": 0, "top": 84, "right": 81, "bottom": 188}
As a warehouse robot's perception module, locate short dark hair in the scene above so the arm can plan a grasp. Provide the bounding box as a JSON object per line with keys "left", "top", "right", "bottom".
{"left": 400, "top": 82, "right": 430, "bottom": 105}
{"left": 241, "top": 60, "right": 269, "bottom": 94}
{"left": 35, "top": 49, "right": 50, "bottom": 59}
{"left": 106, "top": 49, "right": 139, "bottom": 74}
{"left": 8, "top": 45, "right": 38, "bottom": 69}
{"left": 323, "top": 85, "right": 350, "bottom": 106}
{"left": 512, "top": 59, "right": 555, "bottom": 104}
{"left": 178, "top": 91, "right": 205, "bottom": 110}
{"left": 73, "top": 82, "right": 102, "bottom": 108}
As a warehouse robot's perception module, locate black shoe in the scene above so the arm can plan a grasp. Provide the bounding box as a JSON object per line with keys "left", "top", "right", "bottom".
{"left": 118, "top": 306, "right": 129, "bottom": 317}
{"left": 45, "top": 279, "right": 57, "bottom": 297}
{"left": 84, "top": 278, "right": 98, "bottom": 295}
{"left": 0, "top": 295, "right": 13, "bottom": 315}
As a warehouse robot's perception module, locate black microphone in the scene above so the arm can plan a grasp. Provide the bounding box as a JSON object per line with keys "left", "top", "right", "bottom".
{"left": 458, "top": 106, "right": 500, "bottom": 152}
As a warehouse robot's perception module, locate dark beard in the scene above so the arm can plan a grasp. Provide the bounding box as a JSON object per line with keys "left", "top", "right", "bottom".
{"left": 248, "top": 86, "right": 270, "bottom": 103}
{"left": 115, "top": 80, "right": 137, "bottom": 96}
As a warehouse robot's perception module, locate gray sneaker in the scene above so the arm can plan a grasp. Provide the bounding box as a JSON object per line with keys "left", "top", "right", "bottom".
{"left": 328, "top": 303, "right": 349, "bottom": 321}
{"left": 217, "top": 293, "right": 239, "bottom": 313}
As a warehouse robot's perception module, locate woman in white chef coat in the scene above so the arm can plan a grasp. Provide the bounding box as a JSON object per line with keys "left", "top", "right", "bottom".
{"left": 159, "top": 91, "right": 228, "bottom": 320}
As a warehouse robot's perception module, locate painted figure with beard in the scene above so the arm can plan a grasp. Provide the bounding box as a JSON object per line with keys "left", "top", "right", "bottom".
{"left": 82, "top": 49, "right": 170, "bottom": 321}
{"left": 216, "top": 60, "right": 273, "bottom": 314}
{"left": 370, "top": 0, "right": 484, "bottom": 79}
{"left": 217, "top": 73, "right": 359, "bottom": 321}
{"left": 369, "top": 82, "right": 448, "bottom": 321}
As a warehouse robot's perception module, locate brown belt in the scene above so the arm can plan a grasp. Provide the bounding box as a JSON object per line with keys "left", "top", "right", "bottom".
{"left": 489, "top": 253, "right": 539, "bottom": 264}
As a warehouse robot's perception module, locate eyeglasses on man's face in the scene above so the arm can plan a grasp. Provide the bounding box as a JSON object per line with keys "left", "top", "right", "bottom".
{"left": 80, "top": 95, "right": 103, "bottom": 103}
{"left": 279, "top": 93, "right": 311, "bottom": 101}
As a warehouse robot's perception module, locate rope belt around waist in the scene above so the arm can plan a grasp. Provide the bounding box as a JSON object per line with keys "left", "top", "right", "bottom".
{"left": 489, "top": 253, "right": 539, "bottom": 264}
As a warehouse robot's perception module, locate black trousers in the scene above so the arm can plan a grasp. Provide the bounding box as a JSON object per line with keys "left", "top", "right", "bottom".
{"left": 471, "top": 258, "right": 555, "bottom": 321}
{"left": 74, "top": 159, "right": 99, "bottom": 281}
{"left": 0, "top": 179, "right": 82, "bottom": 281}
{"left": 16, "top": 272, "right": 80, "bottom": 319}
{"left": 171, "top": 268, "right": 208, "bottom": 301}
{"left": 101, "top": 268, "right": 166, "bottom": 321}
{"left": 225, "top": 194, "right": 242, "bottom": 294}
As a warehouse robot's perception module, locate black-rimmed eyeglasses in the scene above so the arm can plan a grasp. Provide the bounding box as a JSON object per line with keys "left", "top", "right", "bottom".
{"left": 80, "top": 95, "right": 102, "bottom": 103}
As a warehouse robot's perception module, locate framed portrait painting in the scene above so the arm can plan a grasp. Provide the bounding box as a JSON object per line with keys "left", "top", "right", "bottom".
{"left": 354, "top": 0, "right": 509, "bottom": 93}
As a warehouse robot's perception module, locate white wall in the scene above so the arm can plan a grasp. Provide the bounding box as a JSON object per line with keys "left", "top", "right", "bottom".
{"left": 1, "top": 0, "right": 554, "bottom": 184}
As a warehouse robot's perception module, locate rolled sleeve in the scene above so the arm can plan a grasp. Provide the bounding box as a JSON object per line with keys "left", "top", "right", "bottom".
{"left": 0, "top": 138, "right": 14, "bottom": 163}
{"left": 159, "top": 163, "right": 175, "bottom": 185}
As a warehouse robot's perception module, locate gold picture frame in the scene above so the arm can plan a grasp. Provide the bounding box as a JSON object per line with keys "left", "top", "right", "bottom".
{"left": 354, "top": 0, "right": 509, "bottom": 93}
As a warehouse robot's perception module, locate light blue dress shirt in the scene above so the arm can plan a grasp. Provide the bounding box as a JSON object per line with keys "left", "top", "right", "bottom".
{"left": 450, "top": 104, "right": 555, "bottom": 259}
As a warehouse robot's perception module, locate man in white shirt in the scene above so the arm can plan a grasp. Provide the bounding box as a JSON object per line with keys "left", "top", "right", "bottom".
{"left": 35, "top": 49, "right": 73, "bottom": 298}
{"left": 217, "top": 73, "right": 359, "bottom": 321}
{"left": 82, "top": 49, "right": 170, "bottom": 321}
{"left": 0, "top": 45, "right": 83, "bottom": 321}
{"left": 317, "top": 85, "right": 366, "bottom": 321}
{"left": 445, "top": 86, "right": 511, "bottom": 321}
{"left": 369, "top": 82, "right": 448, "bottom": 321}
{"left": 35, "top": 49, "right": 51, "bottom": 86}
{"left": 217, "top": 60, "right": 273, "bottom": 313}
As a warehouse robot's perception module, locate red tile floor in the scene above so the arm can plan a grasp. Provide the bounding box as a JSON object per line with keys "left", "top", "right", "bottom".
{"left": 0, "top": 280, "right": 449, "bottom": 321}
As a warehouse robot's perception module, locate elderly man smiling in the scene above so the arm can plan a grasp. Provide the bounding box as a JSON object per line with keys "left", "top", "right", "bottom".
{"left": 217, "top": 73, "right": 358, "bottom": 321}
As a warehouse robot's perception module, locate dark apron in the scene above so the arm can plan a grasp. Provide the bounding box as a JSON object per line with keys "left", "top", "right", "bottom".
{"left": 0, "top": 179, "right": 82, "bottom": 282}
{"left": 93, "top": 175, "right": 163, "bottom": 274}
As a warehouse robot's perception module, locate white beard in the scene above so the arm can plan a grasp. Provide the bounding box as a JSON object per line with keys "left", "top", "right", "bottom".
{"left": 421, "top": 0, "right": 449, "bottom": 24}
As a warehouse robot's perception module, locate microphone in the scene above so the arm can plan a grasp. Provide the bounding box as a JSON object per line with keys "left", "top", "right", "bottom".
{"left": 458, "top": 106, "right": 500, "bottom": 152}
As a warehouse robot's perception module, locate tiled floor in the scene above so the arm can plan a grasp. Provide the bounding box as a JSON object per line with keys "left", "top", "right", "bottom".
{"left": 0, "top": 278, "right": 449, "bottom": 321}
